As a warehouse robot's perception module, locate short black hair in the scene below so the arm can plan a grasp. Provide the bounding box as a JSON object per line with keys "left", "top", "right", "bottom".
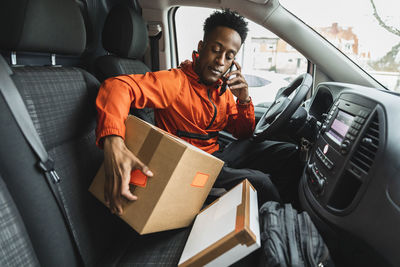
{"left": 203, "top": 9, "right": 248, "bottom": 44}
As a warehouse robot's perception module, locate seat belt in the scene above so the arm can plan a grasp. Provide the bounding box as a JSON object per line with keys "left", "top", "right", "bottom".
{"left": 148, "top": 22, "right": 163, "bottom": 71}
{"left": 0, "top": 56, "right": 84, "bottom": 264}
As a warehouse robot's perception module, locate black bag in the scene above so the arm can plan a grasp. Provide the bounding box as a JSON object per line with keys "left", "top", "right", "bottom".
{"left": 259, "top": 201, "right": 331, "bottom": 267}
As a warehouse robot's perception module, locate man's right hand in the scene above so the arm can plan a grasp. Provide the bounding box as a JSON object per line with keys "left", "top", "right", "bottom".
{"left": 103, "top": 135, "right": 153, "bottom": 215}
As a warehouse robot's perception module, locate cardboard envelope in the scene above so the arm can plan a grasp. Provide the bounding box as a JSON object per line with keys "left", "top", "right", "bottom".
{"left": 178, "top": 179, "right": 260, "bottom": 267}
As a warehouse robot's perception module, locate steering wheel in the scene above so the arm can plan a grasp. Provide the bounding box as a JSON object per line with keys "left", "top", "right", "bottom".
{"left": 252, "top": 73, "right": 313, "bottom": 142}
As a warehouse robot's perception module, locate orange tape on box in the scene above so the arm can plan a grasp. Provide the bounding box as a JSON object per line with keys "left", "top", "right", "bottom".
{"left": 191, "top": 172, "right": 209, "bottom": 188}
{"left": 130, "top": 169, "right": 148, "bottom": 187}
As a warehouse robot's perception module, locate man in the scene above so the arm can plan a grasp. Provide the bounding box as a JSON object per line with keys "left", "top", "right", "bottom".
{"left": 96, "top": 9, "right": 284, "bottom": 215}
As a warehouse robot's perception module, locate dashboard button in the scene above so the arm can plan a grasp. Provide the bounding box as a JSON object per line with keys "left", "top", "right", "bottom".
{"left": 326, "top": 159, "right": 334, "bottom": 169}
{"left": 341, "top": 140, "right": 351, "bottom": 154}
{"left": 355, "top": 117, "right": 365, "bottom": 124}
{"left": 321, "top": 124, "right": 328, "bottom": 134}
{"left": 309, "top": 165, "right": 326, "bottom": 195}
{"left": 358, "top": 110, "right": 369, "bottom": 118}
{"left": 317, "top": 178, "right": 326, "bottom": 193}
{"left": 349, "top": 128, "right": 358, "bottom": 135}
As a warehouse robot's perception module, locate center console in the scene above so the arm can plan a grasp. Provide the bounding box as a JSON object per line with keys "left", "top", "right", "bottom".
{"left": 305, "top": 92, "right": 380, "bottom": 214}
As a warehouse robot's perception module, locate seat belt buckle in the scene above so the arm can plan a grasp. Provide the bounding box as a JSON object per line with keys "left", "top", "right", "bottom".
{"left": 38, "top": 158, "right": 61, "bottom": 183}
{"left": 49, "top": 170, "right": 61, "bottom": 184}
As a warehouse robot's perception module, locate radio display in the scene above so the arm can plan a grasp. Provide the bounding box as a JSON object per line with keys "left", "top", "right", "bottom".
{"left": 326, "top": 110, "right": 355, "bottom": 144}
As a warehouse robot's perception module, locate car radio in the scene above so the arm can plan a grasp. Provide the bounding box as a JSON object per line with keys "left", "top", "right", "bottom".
{"left": 306, "top": 93, "right": 379, "bottom": 213}
{"left": 323, "top": 100, "right": 370, "bottom": 155}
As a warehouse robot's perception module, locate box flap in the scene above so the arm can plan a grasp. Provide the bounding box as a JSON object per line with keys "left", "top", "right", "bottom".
{"left": 124, "top": 115, "right": 153, "bottom": 155}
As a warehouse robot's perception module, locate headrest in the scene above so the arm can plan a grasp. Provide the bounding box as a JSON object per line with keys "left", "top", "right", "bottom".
{"left": 0, "top": 0, "right": 86, "bottom": 55}
{"left": 102, "top": 4, "right": 148, "bottom": 59}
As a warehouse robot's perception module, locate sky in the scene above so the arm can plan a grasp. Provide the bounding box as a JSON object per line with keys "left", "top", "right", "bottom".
{"left": 280, "top": 0, "right": 400, "bottom": 59}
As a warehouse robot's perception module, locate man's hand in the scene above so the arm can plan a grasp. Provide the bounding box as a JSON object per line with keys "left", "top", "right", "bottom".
{"left": 225, "top": 60, "right": 250, "bottom": 104}
{"left": 103, "top": 135, "right": 153, "bottom": 215}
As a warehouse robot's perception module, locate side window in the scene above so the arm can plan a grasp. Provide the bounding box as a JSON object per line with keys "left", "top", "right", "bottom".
{"left": 174, "top": 6, "right": 308, "bottom": 106}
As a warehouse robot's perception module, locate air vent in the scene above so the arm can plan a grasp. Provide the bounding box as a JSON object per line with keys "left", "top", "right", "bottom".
{"left": 350, "top": 113, "right": 379, "bottom": 174}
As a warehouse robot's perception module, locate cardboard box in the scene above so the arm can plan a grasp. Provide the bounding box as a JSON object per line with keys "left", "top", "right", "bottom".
{"left": 89, "top": 115, "right": 224, "bottom": 234}
{"left": 178, "top": 179, "right": 260, "bottom": 267}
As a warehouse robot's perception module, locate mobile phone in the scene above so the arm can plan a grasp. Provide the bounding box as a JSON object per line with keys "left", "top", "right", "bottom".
{"left": 220, "top": 63, "right": 235, "bottom": 96}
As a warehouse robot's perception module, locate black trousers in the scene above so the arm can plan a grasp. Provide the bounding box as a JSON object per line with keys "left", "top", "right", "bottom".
{"left": 212, "top": 139, "right": 303, "bottom": 206}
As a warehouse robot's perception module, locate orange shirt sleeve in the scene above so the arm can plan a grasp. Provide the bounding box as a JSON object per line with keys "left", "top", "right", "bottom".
{"left": 95, "top": 69, "right": 185, "bottom": 147}
{"left": 225, "top": 91, "right": 255, "bottom": 139}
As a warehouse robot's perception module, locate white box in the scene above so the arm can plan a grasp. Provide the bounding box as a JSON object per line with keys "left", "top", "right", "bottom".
{"left": 178, "top": 179, "right": 260, "bottom": 267}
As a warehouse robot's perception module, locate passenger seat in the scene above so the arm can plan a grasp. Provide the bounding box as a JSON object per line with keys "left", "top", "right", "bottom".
{"left": 0, "top": 0, "right": 188, "bottom": 266}
{"left": 95, "top": 3, "right": 155, "bottom": 124}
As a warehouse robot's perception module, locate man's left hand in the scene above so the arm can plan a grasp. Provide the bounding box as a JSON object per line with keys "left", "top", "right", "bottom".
{"left": 225, "top": 60, "right": 250, "bottom": 103}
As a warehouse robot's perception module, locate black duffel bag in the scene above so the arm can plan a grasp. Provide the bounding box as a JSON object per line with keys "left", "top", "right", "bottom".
{"left": 259, "top": 201, "right": 332, "bottom": 267}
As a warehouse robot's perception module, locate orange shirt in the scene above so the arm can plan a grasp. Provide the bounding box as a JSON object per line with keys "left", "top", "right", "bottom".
{"left": 95, "top": 59, "right": 255, "bottom": 154}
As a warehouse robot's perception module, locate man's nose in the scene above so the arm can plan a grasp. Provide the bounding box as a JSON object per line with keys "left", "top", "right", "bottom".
{"left": 215, "top": 54, "right": 225, "bottom": 66}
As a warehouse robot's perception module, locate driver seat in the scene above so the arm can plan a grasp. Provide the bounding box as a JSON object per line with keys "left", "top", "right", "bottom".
{"left": 95, "top": 3, "right": 155, "bottom": 124}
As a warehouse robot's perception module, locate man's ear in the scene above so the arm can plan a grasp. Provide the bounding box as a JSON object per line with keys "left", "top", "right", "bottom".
{"left": 197, "top": 40, "right": 204, "bottom": 53}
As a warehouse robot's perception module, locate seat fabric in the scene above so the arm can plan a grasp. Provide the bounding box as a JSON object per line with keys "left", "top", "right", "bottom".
{"left": 0, "top": 176, "right": 39, "bottom": 267}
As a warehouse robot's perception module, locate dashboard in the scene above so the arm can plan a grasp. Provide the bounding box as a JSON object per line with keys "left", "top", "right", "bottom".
{"left": 300, "top": 82, "right": 400, "bottom": 266}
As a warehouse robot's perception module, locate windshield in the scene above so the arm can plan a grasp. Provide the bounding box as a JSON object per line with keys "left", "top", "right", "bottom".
{"left": 281, "top": 0, "right": 400, "bottom": 92}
